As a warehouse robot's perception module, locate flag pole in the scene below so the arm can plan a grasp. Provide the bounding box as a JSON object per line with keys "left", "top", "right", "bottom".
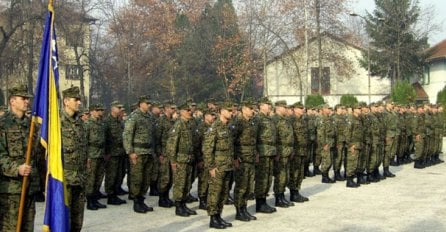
{"left": 16, "top": 117, "right": 37, "bottom": 232}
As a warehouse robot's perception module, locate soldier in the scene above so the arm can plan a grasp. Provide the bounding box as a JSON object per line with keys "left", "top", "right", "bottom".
{"left": 357, "top": 103, "right": 371, "bottom": 185}
{"left": 85, "top": 103, "right": 107, "bottom": 210}
{"left": 333, "top": 105, "right": 347, "bottom": 181}
{"left": 273, "top": 100, "right": 295, "bottom": 207}
{"left": 0, "top": 85, "right": 40, "bottom": 232}
{"left": 345, "top": 105, "right": 362, "bottom": 188}
{"left": 123, "top": 95, "right": 155, "bottom": 213}
{"left": 80, "top": 109, "right": 89, "bottom": 122}
{"left": 60, "top": 86, "right": 88, "bottom": 232}
{"left": 434, "top": 105, "right": 444, "bottom": 164}
{"left": 233, "top": 100, "right": 258, "bottom": 221}
{"left": 413, "top": 105, "right": 426, "bottom": 169}
{"left": 367, "top": 103, "right": 383, "bottom": 182}
{"left": 196, "top": 109, "right": 216, "bottom": 210}
{"left": 104, "top": 101, "right": 127, "bottom": 205}
{"left": 383, "top": 102, "right": 397, "bottom": 178}
{"left": 150, "top": 102, "right": 162, "bottom": 197}
{"left": 288, "top": 102, "right": 310, "bottom": 203}
{"left": 166, "top": 103, "right": 197, "bottom": 217}
{"left": 318, "top": 104, "right": 336, "bottom": 183}
{"left": 203, "top": 101, "right": 235, "bottom": 229}
{"left": 156, "top": 101, "right": 176, "bottom": 208}
{"left": 255, "top": 97, "right": 277, "bottom": 214}
{"left": 306, "top": 107, "right": 318, "bottom": 176}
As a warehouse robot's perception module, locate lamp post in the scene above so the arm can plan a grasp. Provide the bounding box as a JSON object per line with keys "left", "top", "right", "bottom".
{"left": 127, "top": 43, "right": 133, "bottom": 106}
{"left": 350, "top": 12, "right": 372, "bottom": 104}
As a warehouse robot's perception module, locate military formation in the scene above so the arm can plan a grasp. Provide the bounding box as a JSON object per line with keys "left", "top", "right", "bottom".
{"left": 0, "top": 84, "right": 444, "bottom": 231}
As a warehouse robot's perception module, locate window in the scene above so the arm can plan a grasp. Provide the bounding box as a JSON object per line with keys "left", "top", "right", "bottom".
{"left": 66, "top": 65, "right": 83, "bottom": 80}
{"left": 311, "top": 67, "right": 330, "bottom": 95}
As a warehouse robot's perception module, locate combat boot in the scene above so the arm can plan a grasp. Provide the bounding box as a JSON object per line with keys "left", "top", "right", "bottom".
{"left": 216, "top": 213, "right": 232, "bottom": 227}
{"left": 235, "top": 207, "right": 250, "bottom": 221}
{"left": 149, "top": 182, "right": 159, "bottom": 196}
{"left": 182, "top": 201, "right": 197, "bottom": 215}
{"left": 93, "top": 197, "right": 107, "bottom": 209}
{"left": 281, "top": 193, "right": 294, "bottom": 206}
{"left": 133, "top": 199, "right": 146, "bottom": 213}
{"left": 256, "top": 198, "right": 276, "bottom": 213}
{"left": 186, "top": 193, "right": 198, "bottom": 203}
{"left": 414, "top": 159, "right": 425, "bottom": 169}
{"left": 138, "top": 197, "right": 153, "bottom": 212}
{"left": 321, "top": 173, "right": 335, "bottom": 183}
{"left": 304, "top": 165, "right": 314, "bottom": 177}
{"left": 242, "top": 205, "right": 257, "bottom": 220}
{"left": 367, "top": 173, "right": 378, "bottom": 183}
{"left": 108, "top": 195, "right": 126, "bottom": 205}
{"left": 357, "top": 173, "right": 369, "bottom": 185}
{"left": 115, "top": 187, "right": 128, "bottom": 196}
{"left": 209, "top": 215, "right": 226, "bottom": 229}
{"left": 373, "top": 168, "right": 383, "bottom": 181}
{"left": 346, "top": 177, "right": 359, "bottom": 188}
{"left": 199, "top": 197, "right": 207, "bottom": 210}
{"left": 275, "top": 193, "right": 289, "bottom": 208}
{"left": 390, "top": 158, "right": 399, "bottom": 166}
{"left": 313, "top": 166, "right": 322, "bottom": 175}
{"left": 290, "top": 190, "right": 309, "bottom": 202}
{"left": 224, "top": 195, "right": 234, "bottom": 205}
{"left": 87, "top": 196, "right": 98, "bottom": 210}
{"left": 175, "top": 201, "right": 189, "bottom": 217}
{"left": 334, "top": 170, "right": 345, "bottom": 181}
{"left": 158, "top": 192, "right": 172, "bottom": 208}
{"left": 383, "top": 167, "right": 395, "bottom": 178}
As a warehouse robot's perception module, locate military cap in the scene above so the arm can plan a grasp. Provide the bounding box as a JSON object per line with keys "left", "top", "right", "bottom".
{"left": 207, "top": 97, "right": 216, "bottom": 104}
{"left": 178, "top": 102, "right": 191, "bottom": 111}
{"left": 203, "top": 108, "right": 216, "bottom": 115}
{"left": 241, "top": 100, "right": 255, "bottom": 108}
{"left": 62, "top": 86, "right": 80, "bottom": 99}
{"left": 110, "top": 101, "right": 123, "bottom": 108}
{"left": 9, "top": 85, "right": 33, "bottom": 98}
{"left": 152, "top": 101, "right": 163, "bottom": 108}
{"left": 81, "top": 109, "right": 90, "bottom": 115}
{"left": 259, "top": 97, "right": 272, "bottom": 105}
{"left": 320, "top": 103, "right": 329, "bottom": 109}
{"left": 274, "top": 100, "right": 287, "bottom": 107}
{"left": 358, "top": 102, "right": 368, "bottom": 108}
{"left": 292, "top": 102, "right": 304, "bottom": 109}
{"left": 138, "top": 95, "right": 151, "bottom": 104}
{"left": 89, "top": 103, "right": 105, "bottom": 111}
{"left": 220, "top": 101, "right": 233, "bottom": 111}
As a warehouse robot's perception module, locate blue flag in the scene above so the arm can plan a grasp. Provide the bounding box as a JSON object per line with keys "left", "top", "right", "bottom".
{"left": 33, "top": 3, "right": 70, "bottom": 232}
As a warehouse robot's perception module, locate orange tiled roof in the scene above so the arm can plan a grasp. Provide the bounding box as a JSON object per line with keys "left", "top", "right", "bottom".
{"left": 427, "top": 39, "right": 446, "bottom": 62}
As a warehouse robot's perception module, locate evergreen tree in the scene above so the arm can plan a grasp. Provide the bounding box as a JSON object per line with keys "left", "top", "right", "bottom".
{"left": 305, "top": 94, "right": 325, "bottom": 108}
{"left": 363, "top": 0, "right": 430, "bottom": 88}
{"left": 390, "top": 81, "right": 416, "bottom": 104}
{"left": 340, "top": 94, "right": 358, "bottom": 107}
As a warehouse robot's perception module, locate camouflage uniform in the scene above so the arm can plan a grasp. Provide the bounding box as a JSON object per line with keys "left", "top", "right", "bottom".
{"left": 383, "top": 108, "right": 397, "bottom": 177}
{"left": 288, "top": 103, "right": 309, "bottom": 202}
{"left": 104, "top": 105, "right": 127, "bottom": 204}
{"left": 413, "top": 110, "right": 426, "bottom": 163}
{"left": 61, "top": 109, "right": 88, "bottom": 231}
{"left": 318, "top": 111, "right": 336, "bottom": 182}
{"left": 233, "top": 112, "right": 258, "bottom": 210}
{"left": 85, "top": 110, "right": 106, "bottom": 203}
{"left": 306, "top": 113, "right": 318, "bottom": 175}
{"left": 346, "top": 112, "right": 362, "bottom": 186}
{"left": 203, "top": 118, "right": 234, "bottom": 216}
{"left": 333, "top": 112, "right": 348, "bottom": 179}
{"left": 367, "top": 110, "right": 383, "bottom": 180}
{"left": 123, "top": 105, "right": 155, "bottom": 212}
{"left": 197, "top": 118, "right": 212, "bottom": 204}
{"left": 0, "top": 110, "right": 40, "bottom": 232}
{"left": 358, "top": 112, "right": 372, "bottom": 183}
{"left": 273, "top": 101, "right": 294, "bottom": 207}
{"left": 156, "top": 114, "right": 175, "bottom": 206}
{"left": 166, "top": 118, "right": 195, "bottom": 205}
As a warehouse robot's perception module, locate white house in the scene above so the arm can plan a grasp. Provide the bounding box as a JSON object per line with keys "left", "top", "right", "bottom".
{"left": 423, "top": 39, "right": 446, "bottom": 103}
{"left": 264, "top": 34, "right": 391, "bottom": 106}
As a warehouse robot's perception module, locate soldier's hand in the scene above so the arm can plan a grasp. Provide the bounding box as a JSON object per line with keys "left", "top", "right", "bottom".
{"left": 350, "top": 145, "right": 356, "bottom": 154}
{"left": 209, "top": 168, "right": 217, "bottom": 178}
{"left": 18, "top": 164, "right": 32, "bottom": 177}
{"left": 323, "top": 144, "right": 329, "bottom": 152}
{"left": 171, "top": 163, "right": 178, "bottom": 171}
{"left": 87, "top": 159, "right": 92, "bottom": 169}
{"left": 129, "top": 153, "right": 138, "bottom": 165}
{"left": 234, "top": 159, "right": 240, "bottom": 169}
{"left": 416, "top": 135, "right": 421, "bottom": 141}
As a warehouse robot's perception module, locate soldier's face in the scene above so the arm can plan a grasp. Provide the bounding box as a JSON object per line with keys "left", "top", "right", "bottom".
{"left": 180, "top": 109, "right": 192, "bottom": 120}
{"left": 64, "top": 97, "right": 81, "bottom": 113}
{"left": 242, "top": 106, "right": 254, "bottom": 118}
{"left": 9, "top": 96, "right": 30, "bottom": 114}
{"left": 139, "top": 102, "right": 150, "bottom": 112}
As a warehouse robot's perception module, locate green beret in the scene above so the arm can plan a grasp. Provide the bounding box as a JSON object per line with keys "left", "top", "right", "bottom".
{"left": 62, "top": 86, "right": 80, "bottom": 99}
{"left": 89, "top": 103, "right": 105, "bottom": 111}
{"left": 220, "top": 101, "right": 233, "bottom": 111}
{"left": 138, "top": 95, "right": 151, "bottom": 104}
{"left": 292, "top": 102, "right": 304, "bottom": 109}
{"left": 9, "top": 85, "right": 33, "bottom": 98}
{"left": 110, "top": 101, "right": 123, "bottom": 108}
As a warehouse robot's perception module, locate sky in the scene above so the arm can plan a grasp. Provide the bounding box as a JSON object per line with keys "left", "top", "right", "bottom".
{"left": 351, "top": 0, "right": 446, "bottom": 46}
